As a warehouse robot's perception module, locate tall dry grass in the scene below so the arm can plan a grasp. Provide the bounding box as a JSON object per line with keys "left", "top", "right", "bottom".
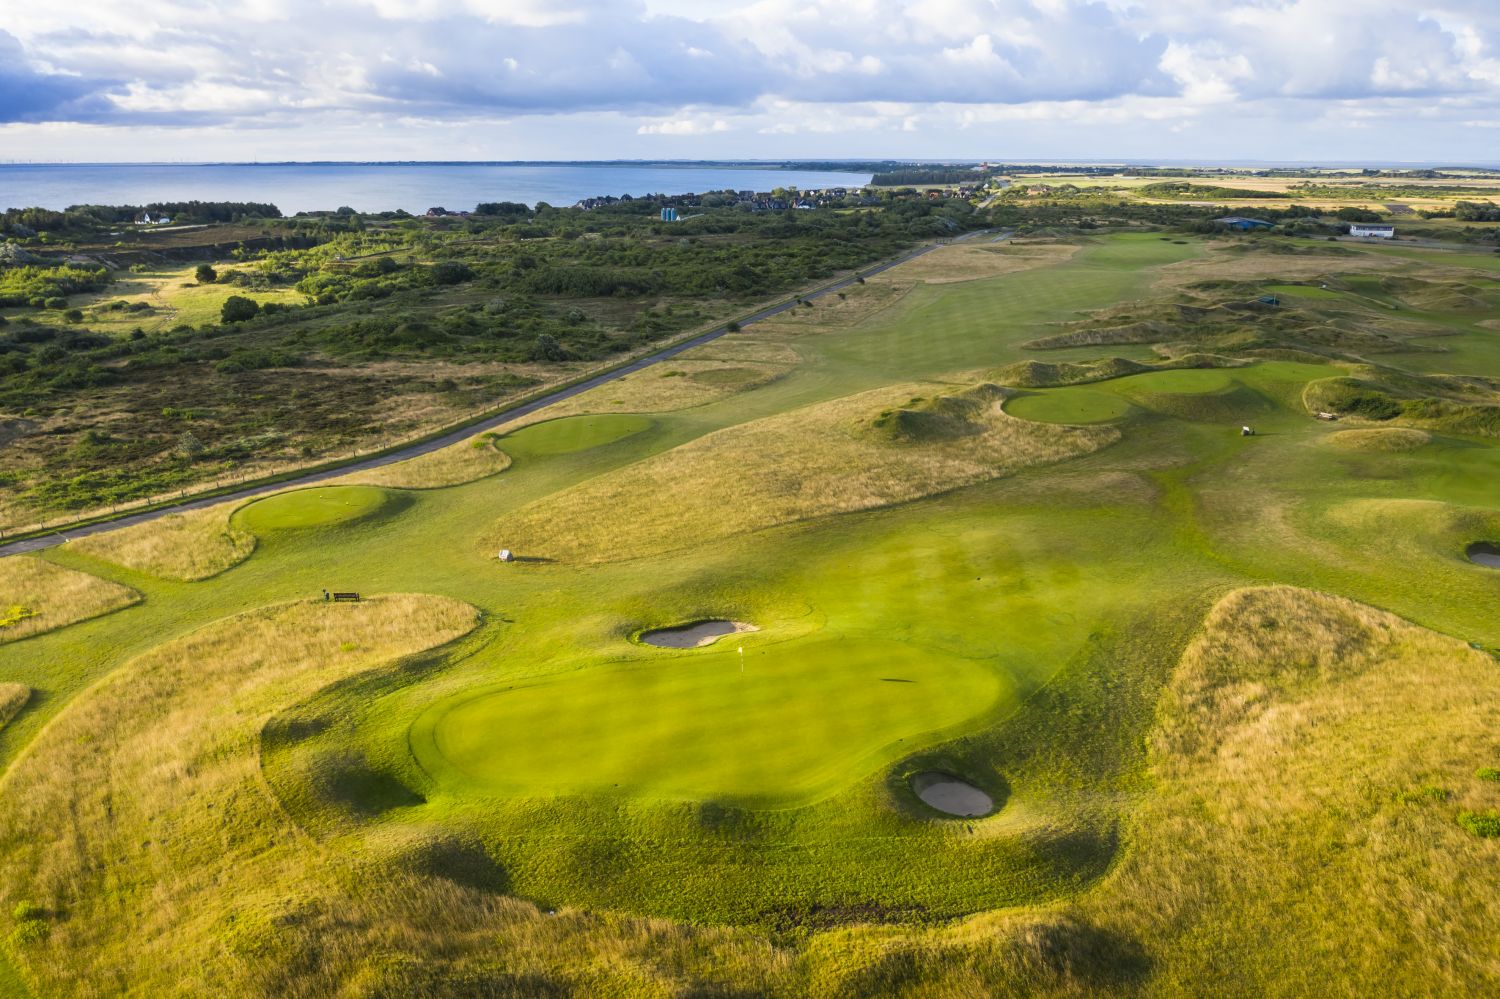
{"left": 0, "top": 556, "right": 138, "bottom": 643}
{"left": 69, "top": 502, "right": 255, "bottom": 581}
{"left": 495, "top": 381, "right": 1118, "bottom": 562}
{"left": 0, "top": 593, "right": 480, "bottom": 997}
{"left": 336, "top": 432, "right": 512, "bottom": 490}
{"left": 0, "top": 682, "right": 28, "bottom": 731}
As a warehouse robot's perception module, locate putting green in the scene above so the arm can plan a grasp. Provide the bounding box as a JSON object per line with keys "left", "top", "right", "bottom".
{"left": 1112, "top": 368, "right": 1235, "bottom": 395}
{"left": 235, "top": 485, "right": 392, "bottom": 533}
{"left": 499, "top": 414, "right": 653, "bottom": 457}
{"left": 411, "top": 636, "right": 1006, "bottom": 805}
{"left": 1005, "top": 388, "right": 1133, "bottom": 424}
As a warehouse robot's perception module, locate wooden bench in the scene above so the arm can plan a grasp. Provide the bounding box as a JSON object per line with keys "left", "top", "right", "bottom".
{"left": 331, "top": 592, "right": 360, "bottom": 602}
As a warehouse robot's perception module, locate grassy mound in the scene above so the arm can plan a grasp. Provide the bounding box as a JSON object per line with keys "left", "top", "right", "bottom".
{"left": 1328, "top": 427, "right": 1432, "bottom": 451}
{"left": 70, "top": 502, "right": 254, "bottom": 581}
{"left": 0, "top": 556, "right": 138, "bottom": 644}
{"left": 869, "top": 383, "right": 1005, "bottom": 442}
{"left": 339, "top": 432, "right": 511, "bottom": 489}
{"left": 993, "top": 356, "right": 1152, "bottom": 388}
{"left": 993, "top": 354, "right": 1248, "bottom": 391}
{"left": 0, "top": 593, "right": 480, "bottom": 997}
{"left": 1304, "top": 371, "right": 1500, "bottom": 438}
{"left": 0, "top": 682, "right": 29, "bottom": 731}
{"left": 496, "top": 414, "right": 653, "bottom": 458}
{"left": 494, "top": 381, "right": 1118, "bottom": 562}
{"left": 411, "top": 636, "right": 1002, "bottom": 806}
{"left": 235, "top": 484, "right": 395, "bottom": 534}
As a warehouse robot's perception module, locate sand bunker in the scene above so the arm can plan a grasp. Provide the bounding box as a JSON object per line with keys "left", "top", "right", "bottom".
{"left": 1468, "top": 542, "right": 1500, "bottom": 569}
{"left": 910, "top": 771, "right": 994, "bottom": 817}
{"left": 638, "top": 620, "right": 758, "bottom": 649}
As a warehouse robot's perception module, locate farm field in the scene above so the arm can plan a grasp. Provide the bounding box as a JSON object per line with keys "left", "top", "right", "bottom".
{"left": 2, "top": 230, "right": 1499, "bottom": 996}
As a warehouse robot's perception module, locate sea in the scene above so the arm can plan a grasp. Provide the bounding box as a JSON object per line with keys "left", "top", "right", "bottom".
{"left": 0, "top": 163, "right": 874, "bottom": 216}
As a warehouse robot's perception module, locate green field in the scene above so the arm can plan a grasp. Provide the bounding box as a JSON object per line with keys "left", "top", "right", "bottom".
{"left": 2, "top": 231, "right": 1498, "bottom": 996}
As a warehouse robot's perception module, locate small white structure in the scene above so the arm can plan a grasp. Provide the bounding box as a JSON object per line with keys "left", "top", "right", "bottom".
{"left": 1349, "top": 224, "right": 1395, "bottom": 238}
{"left": 497, "top": 549, "right": 514, "bottom": 562}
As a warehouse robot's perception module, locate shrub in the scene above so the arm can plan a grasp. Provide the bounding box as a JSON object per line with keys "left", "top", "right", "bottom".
{"left": 725, "top": 320, "right": 741, "bottom": 332}
{"left": 44, "top": 296, "right": 67, "bottom": 310}
{"left": 195, "top": 263, "right": 218, "bottom": 284}
{"left": 220, "top": 295, "right": 259, "bottom": 323}
{"left": 63, "top": 308, "right": 83, "bottom": 323}
{"left": 1457, "top": 810, "right": 1500, "bottom": 838}
{"left": 1478, "top": 767, "right": 1500, "bottom": 782}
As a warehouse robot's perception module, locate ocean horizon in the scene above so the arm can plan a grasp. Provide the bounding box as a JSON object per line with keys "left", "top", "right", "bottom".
{"left": 0, "top": 162, "right": 876, "bottom": 216}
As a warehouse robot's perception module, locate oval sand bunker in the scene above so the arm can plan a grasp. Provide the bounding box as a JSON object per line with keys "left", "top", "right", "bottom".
{"left": 911, "top": 771, "right": 994, "bottom": 817}
{"left": 1468, "top": 542, "right": 1500, "bottom": 569}
{"left": 639, "top": 620, "right": 758, "bottom": 649}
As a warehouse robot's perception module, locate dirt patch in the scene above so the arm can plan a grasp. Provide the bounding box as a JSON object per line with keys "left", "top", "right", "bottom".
{"left": 910, "top": 771, "right": 995, "bottom": 817}
{"left": 638, "top": 620, "right": 758, "bottom": 649}
{"left": 1468, "top": 542, "right": 1500, "bottom": 569}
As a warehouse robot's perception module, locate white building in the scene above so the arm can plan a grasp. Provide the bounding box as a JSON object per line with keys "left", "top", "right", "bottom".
{"left": 1349, "top": 224, "right": 1395, "bottom": 238}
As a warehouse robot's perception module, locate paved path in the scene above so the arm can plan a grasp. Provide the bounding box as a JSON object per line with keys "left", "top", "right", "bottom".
{"left": 1, "top": 229, "right": 995, "bottom": 557}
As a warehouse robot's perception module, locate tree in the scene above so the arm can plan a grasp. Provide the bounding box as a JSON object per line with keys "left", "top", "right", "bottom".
{"left": 221, "top": 295, "right": 259, "bottom": 323}
{"left": 531, "top": 333, "right": 567, "bottom": 361}
{"left": 195, "top": 263, "right": 217, "bottom": 284}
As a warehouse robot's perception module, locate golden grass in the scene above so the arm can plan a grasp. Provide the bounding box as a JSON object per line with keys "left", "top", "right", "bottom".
{"left": 871, "top": 240, "right": 1078, "bottom": 285}
{"left": 0, "top": 682, "right": 28, "bottom": 731}
{"left": 495, "top": 381, "right": 1118, "bottom": 562}
{"left": 679, "top": 338, "right": 802, "bottom": 366}
{"left": 69, "top": 502, "right": 255, "bottom": 581}
{"left": 1328, "top": 427, "right": 1433, "bottom": 451}
{"left": 0, "top": 593, "right": 481, "bottom": 997}
{"left": 0, "top": 556, "right": 138, "bottom": 643}
{"left": 336, "top": 431, "right": 512, "bottom": 489}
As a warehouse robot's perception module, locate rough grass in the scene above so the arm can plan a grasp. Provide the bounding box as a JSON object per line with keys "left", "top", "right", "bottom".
{"left": 0, "top": 556, "right": 138, "bottom": 643}
{"left": 792, "top": 588, "right": 1500, "bottom": 996}
{"left": 337, "top": 432, "right": 512, "bottom": 489}
{"left": 496, "top": 381, "right": 1118, "bottom": 562}
{"left": 993, "top": 354, "right": 1245, "bottom": 389}
{"left": 869, "top": 241, "right": 1079, "bottom": 285}
{"left": 1327, "top": 427, "right": 1433, "bottom": 451}
{"left": 69, "top": 502, "right": 254, "bottom": 581}
{"left": 0, "top": 682, "right": 28, "bottom": 731}
{"left": 0, "top": 594, "right": 481, "bottom": 998}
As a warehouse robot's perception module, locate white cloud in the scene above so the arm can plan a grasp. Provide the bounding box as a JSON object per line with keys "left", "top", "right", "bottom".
{"left": 637, "top": 117, "right": 731, "bottom": 135}
{"left": 2, "top": 1, "right": 1499, "bottom": 160}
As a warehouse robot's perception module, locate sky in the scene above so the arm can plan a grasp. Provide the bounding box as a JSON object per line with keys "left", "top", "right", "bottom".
{"left": 2, "top": 0, "right": 1500, "bottom": 164}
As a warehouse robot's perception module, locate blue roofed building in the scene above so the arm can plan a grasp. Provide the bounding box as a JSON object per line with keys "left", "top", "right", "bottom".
{"left": 1214, "top": 216, "right": 1275, "bottom": 231}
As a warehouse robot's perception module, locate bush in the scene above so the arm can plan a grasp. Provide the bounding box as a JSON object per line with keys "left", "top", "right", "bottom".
{"left": 195, "top": 263, "right": 217, "bottom": 283}
{"left": 1478, "top": 767, "right": 1500, "bottom": 782}
{"left": 63, "top": 308, "right": 84, "bottom": 323}
{"left": 725, "top": 320, "right": 741, "bottom": 332}
{"left": 1457, "top": 810, "right": 1500, "bottom": 838}
{"left": 220, "top": 295, "right": 259, "bottom": 323}
{"left": 44, "top": 297, "right": 67, "bottom": 310}
{"left": 430, "top": 261, "right": 474, "bottom": 286}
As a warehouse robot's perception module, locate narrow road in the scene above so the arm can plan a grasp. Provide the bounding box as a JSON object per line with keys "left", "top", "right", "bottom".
{"left": 1, "top": 229, "right": 995, "bottom": 558}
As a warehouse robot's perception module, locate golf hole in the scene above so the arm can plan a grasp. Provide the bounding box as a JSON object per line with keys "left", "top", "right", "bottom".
{"left": 638, "top": 620, "right": 758, "bottom": 649}
{"left": 1468, "top": 542, "right": 1500, "bottom": 569}
{"left": 910, "top": 771, "right": 995, "bottom": 818}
